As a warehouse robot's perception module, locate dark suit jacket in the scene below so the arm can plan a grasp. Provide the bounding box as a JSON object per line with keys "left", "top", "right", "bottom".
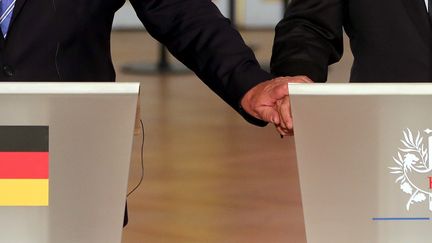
{"left": 2, "top": 0, "right": 271, "bottom": 227}
{"left": 1, "top": 0, "right": 270, "bottom": 125}
{"left": 271, "top": 0, "right": 432, "bottom": 82}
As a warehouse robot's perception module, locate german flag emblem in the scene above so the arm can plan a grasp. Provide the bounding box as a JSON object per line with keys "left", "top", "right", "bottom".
{"left": 0, "top": 126, "right": 49, "bottom": 206}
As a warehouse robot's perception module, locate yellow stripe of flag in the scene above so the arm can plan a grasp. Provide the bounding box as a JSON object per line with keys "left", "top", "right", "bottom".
{"left": 0, "top": 179, "right": 49, "bottom": 206}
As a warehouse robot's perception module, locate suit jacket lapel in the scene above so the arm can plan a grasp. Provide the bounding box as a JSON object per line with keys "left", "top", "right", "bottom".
{"left": 401, "top": 0, "right": 431, "bottom": 44}
{"left": 9, "top": 0, "right": 28, "bottom": 28}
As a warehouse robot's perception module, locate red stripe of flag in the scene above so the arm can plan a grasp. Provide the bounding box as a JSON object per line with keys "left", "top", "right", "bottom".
{"left": 0, "top": 152, "right": 49, "bottom": 179}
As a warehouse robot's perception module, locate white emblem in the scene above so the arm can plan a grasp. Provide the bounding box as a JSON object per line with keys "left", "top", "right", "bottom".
{"left": 390, "top": 128, "right": 432, "bottom": 211}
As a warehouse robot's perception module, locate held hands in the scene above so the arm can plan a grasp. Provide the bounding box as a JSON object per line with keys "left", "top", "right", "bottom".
{"left": 240, "top": 76, "right": 313, "bottom": 136}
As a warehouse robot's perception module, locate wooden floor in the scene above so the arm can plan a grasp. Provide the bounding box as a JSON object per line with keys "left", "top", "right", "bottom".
{"left": 111, "top": 30, "right": 352, "bottom": 243}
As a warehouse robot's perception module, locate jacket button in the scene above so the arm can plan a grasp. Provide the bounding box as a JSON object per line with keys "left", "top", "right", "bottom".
{"left": 2, "top": 65, "right": 14, "bottom": 77}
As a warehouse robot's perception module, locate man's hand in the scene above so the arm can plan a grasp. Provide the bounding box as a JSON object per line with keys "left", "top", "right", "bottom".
{"left": 240, "top": 76, "right": 313, "bottom": 136}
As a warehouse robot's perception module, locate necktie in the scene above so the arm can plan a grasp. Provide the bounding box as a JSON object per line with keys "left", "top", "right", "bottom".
{"left": 0, "top": 0, "right": 15, "bottom": 38}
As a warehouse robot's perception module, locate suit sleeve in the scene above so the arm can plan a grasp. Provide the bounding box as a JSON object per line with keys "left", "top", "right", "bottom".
{"left": 271, "top": 0, "right": 344, "bottom": 82}
{"left": 129, "top": 0, "right": 271, "bottom": 126}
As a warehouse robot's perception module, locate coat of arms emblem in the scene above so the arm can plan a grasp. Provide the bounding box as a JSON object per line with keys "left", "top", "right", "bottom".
{"left": 390, "top": 128, "right": 432, "bottom": 211}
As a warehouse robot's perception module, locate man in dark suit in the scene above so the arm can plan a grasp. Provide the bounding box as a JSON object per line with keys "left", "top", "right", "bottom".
{"left": 0, "top": 0, "right": 309, "bottom": 134}
{"left": 0, "top": 0, "right": 306, "bottom": 225}
{"left": 271, "top": 0, "right": 432, "bottom": 83}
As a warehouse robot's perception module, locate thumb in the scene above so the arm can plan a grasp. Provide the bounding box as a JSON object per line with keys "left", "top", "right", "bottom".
{"left": 257, "top": 107, "right": 280, "bottom": 125}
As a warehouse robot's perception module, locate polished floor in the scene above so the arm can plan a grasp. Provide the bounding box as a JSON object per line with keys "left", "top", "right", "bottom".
{"left": 111, "top": 30, "right": 353, "bottom": 243}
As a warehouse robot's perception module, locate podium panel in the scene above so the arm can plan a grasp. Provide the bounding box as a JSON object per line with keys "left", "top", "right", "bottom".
{"left": 0, "top": 83, "right": 139, "bottom": 243}
{"left": 290, "top": 83, "right": 432, "bottom": 243}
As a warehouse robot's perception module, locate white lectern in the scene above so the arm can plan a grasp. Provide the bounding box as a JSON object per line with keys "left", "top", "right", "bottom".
{"left": 290, "top": 83, "right": 432, "bottom": 243}
{"left": 0, "top": 83, "right": 139, "bottom": 243}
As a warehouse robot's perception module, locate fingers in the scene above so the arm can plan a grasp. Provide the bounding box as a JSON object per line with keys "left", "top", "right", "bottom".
{"left": 274, "top": 124, "right": 294, "bottom": 137}
{"left": 239, "top": 75, "right": 313, "bottom": 133}
{"left": 273, "top": 75, "right": 309, "bottom": 129}
{"left": 275, "top": 124, "right": 287, "bottom": 136}
{"left": 273, "top": 75, "right": 311, "bottom": 136}
{"left": 257, "top": 106, "right": 280, "bottom": 125}
{"left": 278, "top": 96, "right": 293, "bottom": 130}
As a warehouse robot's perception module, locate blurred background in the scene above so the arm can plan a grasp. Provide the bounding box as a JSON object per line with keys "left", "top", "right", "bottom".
{"left": 112, "top": 1, "right": 353, "bottom": 242}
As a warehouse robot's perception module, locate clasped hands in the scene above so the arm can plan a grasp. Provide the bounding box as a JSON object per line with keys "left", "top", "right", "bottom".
{"left": 241, "top": 76, "right": 312, "bottom": 136}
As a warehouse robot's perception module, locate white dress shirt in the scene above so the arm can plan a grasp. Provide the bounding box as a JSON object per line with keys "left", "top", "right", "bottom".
{"left": 426, "top": 0, "right": 429, "bottom": 12}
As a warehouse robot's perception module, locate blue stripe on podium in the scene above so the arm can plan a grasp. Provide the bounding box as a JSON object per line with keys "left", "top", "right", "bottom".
{"left": 372, "top": 217, "right": 430, "bottom": 221}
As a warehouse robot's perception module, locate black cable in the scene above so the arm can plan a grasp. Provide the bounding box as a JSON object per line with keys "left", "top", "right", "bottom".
{"left": 127, "top": 119, "right": 145, "bottom": 197}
